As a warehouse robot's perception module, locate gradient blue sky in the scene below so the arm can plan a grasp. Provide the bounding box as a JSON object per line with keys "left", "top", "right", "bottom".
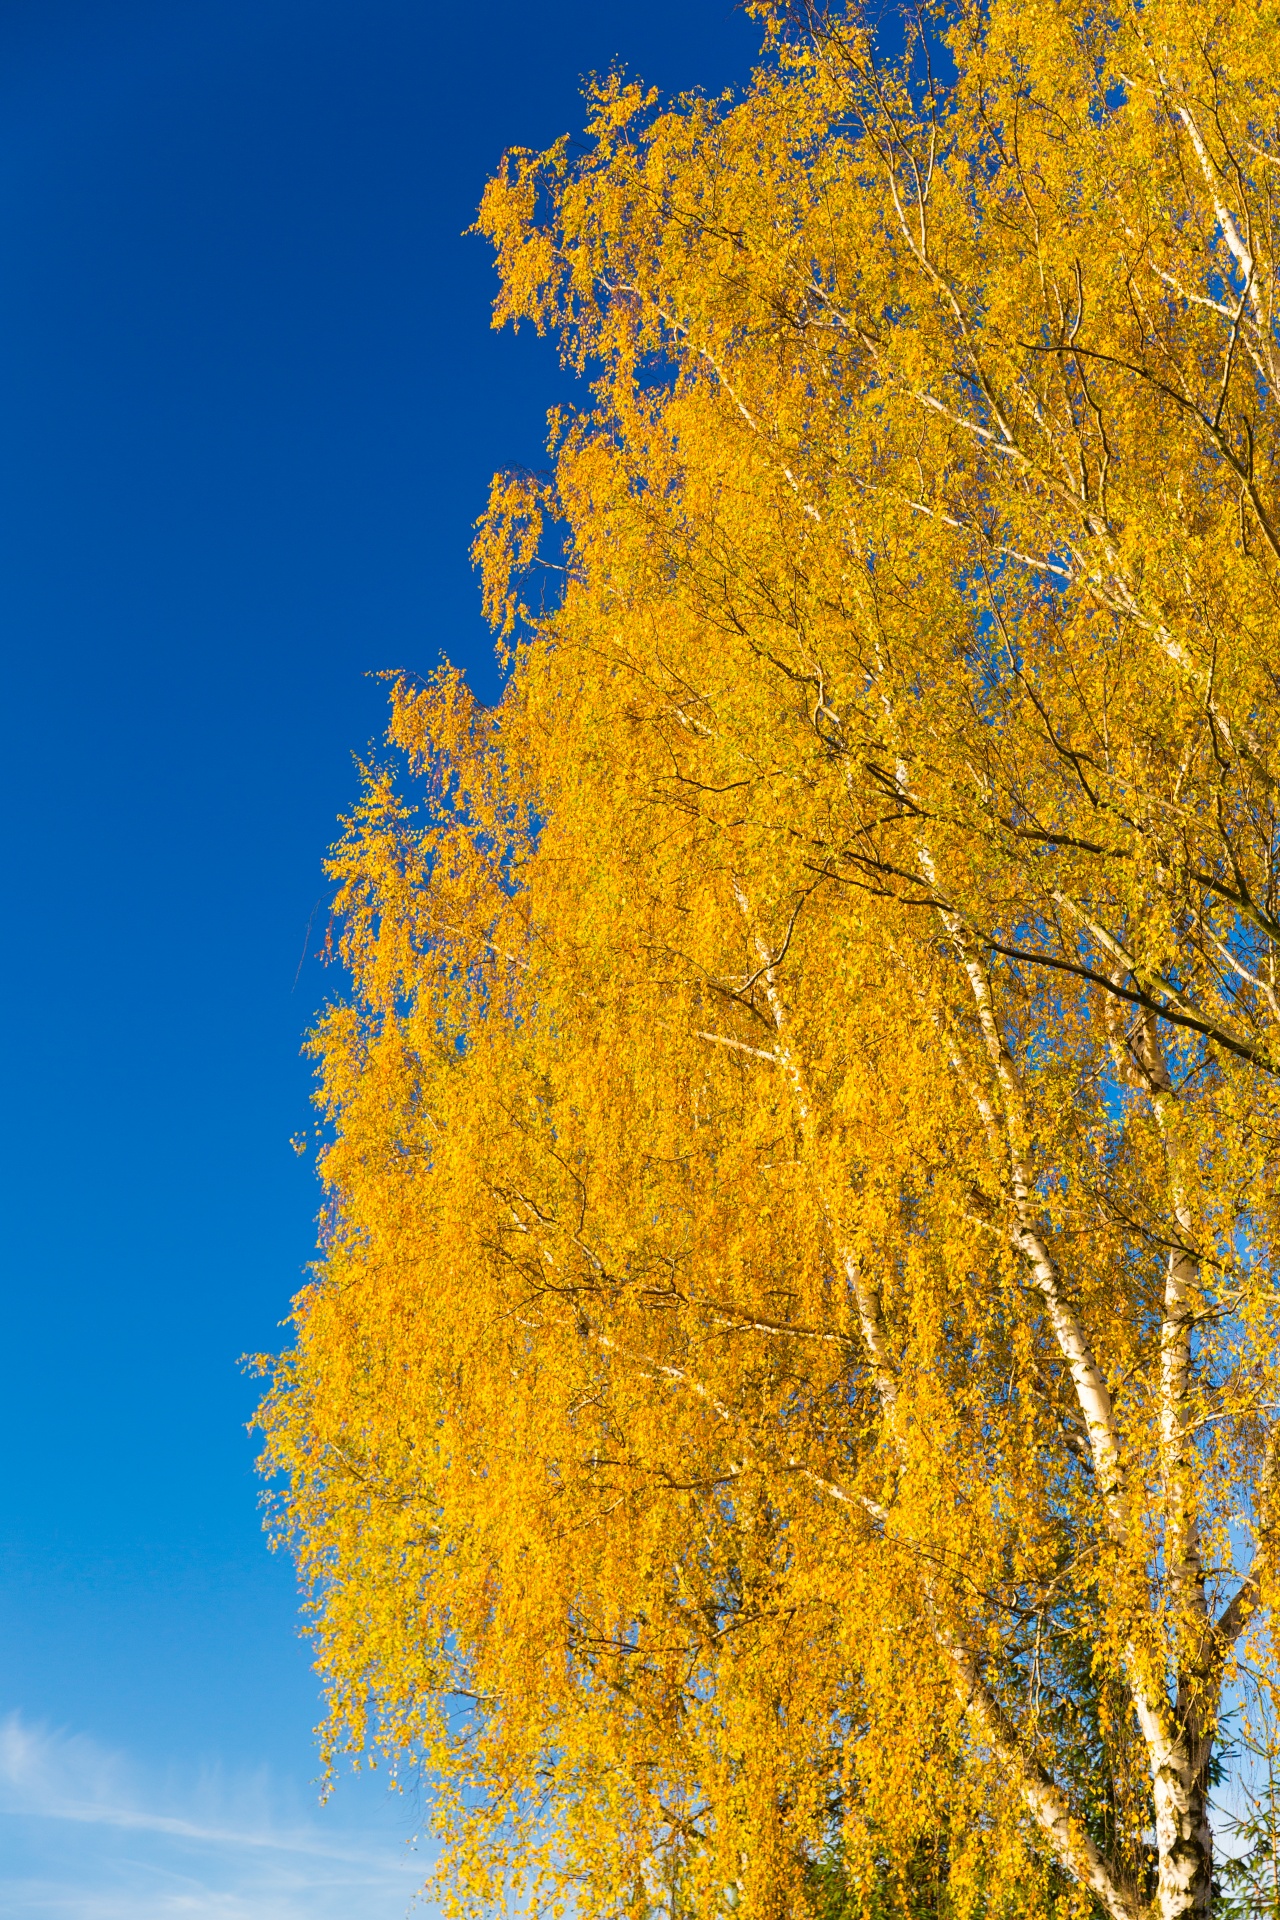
{"left": 0, "top": 2, "right": 756, "bottom": 1911}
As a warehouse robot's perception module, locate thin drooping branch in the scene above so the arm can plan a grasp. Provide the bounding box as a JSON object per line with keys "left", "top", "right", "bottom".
{"left": 729, "top": 879, "right": 1140, "bottom": 1920}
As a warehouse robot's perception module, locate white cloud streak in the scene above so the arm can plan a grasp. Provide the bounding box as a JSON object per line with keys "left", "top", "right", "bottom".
{"left": 0, "top": 1712, "right": 433, "bottom": 1920}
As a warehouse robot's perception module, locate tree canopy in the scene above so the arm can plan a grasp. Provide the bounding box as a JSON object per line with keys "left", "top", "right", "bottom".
{"left": 257, "top": 5, "right": 1280, "bottom": 1918}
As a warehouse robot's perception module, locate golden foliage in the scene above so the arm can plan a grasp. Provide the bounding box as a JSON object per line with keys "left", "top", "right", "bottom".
{"left": 258, "top": 6, "right": 1280, "bottom": 1917}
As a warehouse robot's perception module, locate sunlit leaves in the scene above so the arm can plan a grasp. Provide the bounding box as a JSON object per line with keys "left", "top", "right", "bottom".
{"left": 258, "top": 7, "right": 1280, "bottom": 1918}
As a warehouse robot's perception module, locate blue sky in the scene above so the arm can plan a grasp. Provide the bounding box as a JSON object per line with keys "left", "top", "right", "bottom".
{"left": 0, "top": 2, "right": 756, "bottom": 1911}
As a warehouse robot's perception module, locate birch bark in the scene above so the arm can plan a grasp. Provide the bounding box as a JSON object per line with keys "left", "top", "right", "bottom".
{"left": 733, "top": 880, "right": 1142, "bottom": 1920}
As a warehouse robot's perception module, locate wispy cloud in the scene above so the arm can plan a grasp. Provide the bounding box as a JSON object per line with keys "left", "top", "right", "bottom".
{"left": 0, "top": 1712, "right": 433, "bottom": 1919}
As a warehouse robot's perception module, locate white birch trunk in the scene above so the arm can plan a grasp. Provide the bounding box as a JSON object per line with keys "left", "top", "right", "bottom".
{"left": 732, "top": 880, "right": 1143, "bottom": 1920}
{"left": 927, "top": 869, "right": 1223, "bottom": 1920}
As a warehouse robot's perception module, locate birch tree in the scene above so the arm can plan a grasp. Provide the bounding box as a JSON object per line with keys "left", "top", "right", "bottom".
{"left": 258, "top": 5, "right": 1280, "bottom": 1918}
